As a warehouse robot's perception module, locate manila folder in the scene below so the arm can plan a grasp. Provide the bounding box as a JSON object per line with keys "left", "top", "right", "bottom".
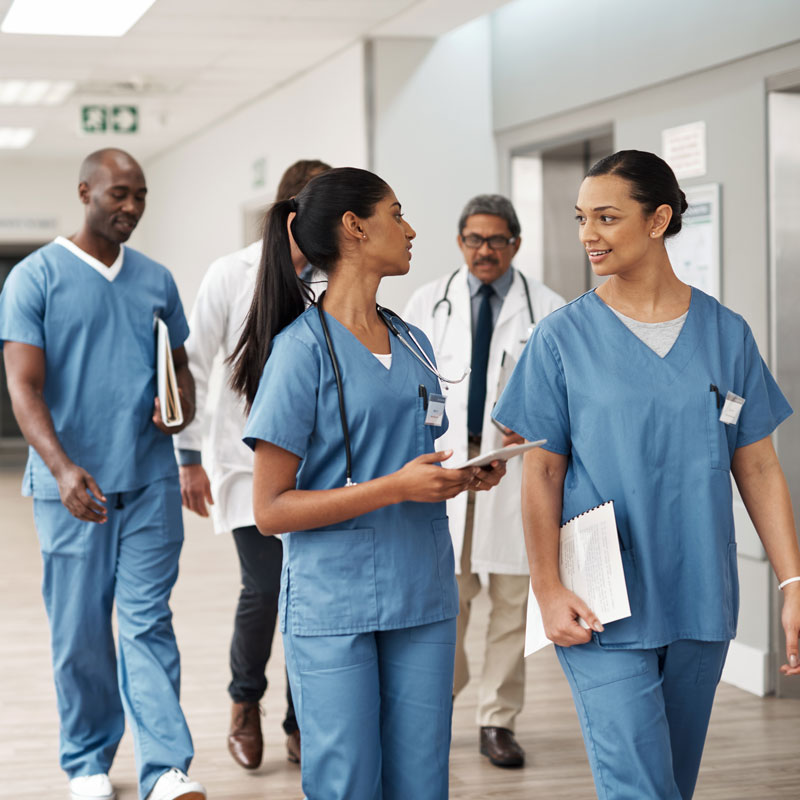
{"left": 155, "top": 317, "right": 184, "bottom": 428}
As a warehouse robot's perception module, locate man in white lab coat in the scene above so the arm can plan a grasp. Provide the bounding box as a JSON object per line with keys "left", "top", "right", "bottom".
{"left": 404, "top": 194, "right": 564, "bottom": 768}
{"left": 174, "top": 159, "right": 330, "bottom": 770}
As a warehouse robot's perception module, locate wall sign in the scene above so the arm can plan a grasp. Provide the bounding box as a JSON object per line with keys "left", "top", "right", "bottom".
{"left": 665, "top": 183, "right": 721, "bottom": 300}
{"left": 662, "top": 121, "right": 707, "bottom": 179}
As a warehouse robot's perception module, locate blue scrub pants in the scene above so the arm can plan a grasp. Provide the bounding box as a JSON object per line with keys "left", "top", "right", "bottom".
{"left": 33, "top": 476, "right": 194, "bottom": 800}
{"left": 283, "top": 616, "right": 457, "bottom": 800}
{"left": 556, "top": 637, "right": 730, "bottom": 800}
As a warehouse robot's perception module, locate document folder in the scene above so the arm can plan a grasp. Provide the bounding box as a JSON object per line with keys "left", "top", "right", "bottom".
{"left": 155, "top": 317, "right": 184, "bottom": 428}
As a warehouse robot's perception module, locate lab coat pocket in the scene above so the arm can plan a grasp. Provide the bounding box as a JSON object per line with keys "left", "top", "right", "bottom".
{"left": 596, "top": 549, "right": 642, "bottom": 648}
{"left": 706, "top": 391, "right": 732, "bottom": 471}
{"left": 290, "top": 527, "right": 378, "bottom": 635}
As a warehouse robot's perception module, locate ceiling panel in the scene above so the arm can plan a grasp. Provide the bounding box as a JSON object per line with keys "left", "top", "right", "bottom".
{"left": 0, "top": 0, "right": 506, "bottom": 160}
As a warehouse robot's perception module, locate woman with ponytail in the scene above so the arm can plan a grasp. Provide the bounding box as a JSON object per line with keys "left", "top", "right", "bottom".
{"left": 230, "top": 167, "right": 506, "bottom": 799}
{"left": 494, "top": 150, "right": 800, "bottom": 798}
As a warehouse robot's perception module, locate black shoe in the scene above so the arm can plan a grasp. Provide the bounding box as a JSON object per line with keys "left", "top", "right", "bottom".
{"left": 479, "top": 726, "right": 525, "bottom": 768}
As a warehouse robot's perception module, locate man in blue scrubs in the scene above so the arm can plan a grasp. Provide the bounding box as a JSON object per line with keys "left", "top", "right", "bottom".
{"left": 0, "top": 149, "right": 205, "bottom": 800}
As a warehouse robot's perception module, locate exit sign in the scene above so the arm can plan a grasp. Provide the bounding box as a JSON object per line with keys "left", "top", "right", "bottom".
{"left": 81, "top": 105, "right": 139, "bottom": 134}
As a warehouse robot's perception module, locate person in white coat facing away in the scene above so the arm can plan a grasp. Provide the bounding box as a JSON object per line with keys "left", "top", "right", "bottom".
{"left": 403, "top": 194, "right": 564, "bottom": 768}
{"left": 174, "top": 159, "right": 331, "bottom": 770}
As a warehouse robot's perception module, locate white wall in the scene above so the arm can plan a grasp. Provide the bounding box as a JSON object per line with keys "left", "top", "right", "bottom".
{"left": 369, "top": 17, "right": 498, "bottom": 313}
{"left": 138, "top": 43, "right": 368, "bottom": 312}
{"left": 491, "top": 0, "right": 800, "bottom": 132}
{"left": 0, "top": 158, "right": 83, "bottom": 246}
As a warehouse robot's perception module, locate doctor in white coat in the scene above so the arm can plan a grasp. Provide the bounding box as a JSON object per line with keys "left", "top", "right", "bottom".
{"left": 175, "top": 159, "right": 330, "bottom": 771}
{"left": 404, "top": 194, "right": 564, "bottom": 768}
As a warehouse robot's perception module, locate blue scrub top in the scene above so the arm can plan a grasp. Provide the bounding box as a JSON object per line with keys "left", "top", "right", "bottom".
{"left": 493, "top": 288, "right": 792, "bottom": 649}
{"left": 243, "top": 307, "right": 458, "bottom": 637}
{"left": 0, "top": 241, "right": 189, "bottom": 498}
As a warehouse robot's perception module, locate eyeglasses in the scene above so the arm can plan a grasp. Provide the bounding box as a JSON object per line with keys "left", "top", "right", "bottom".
{"left": 460, "top": 233, "right": 517, "bottom": 250}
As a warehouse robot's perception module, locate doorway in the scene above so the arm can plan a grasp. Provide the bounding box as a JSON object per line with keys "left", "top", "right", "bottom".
{"left": 510, "top": 130, "right": 613, "bottom": 302}
{"left": 0, "top": 244, "right": 43, "bottom": 463}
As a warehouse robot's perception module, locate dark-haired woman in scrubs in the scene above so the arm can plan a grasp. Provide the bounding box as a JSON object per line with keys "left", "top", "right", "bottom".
{"left": 494, "top": 150, "right": 800, "bottom": 799}
{"left": 230, "top": 167, "right": 506, "bottom": 800}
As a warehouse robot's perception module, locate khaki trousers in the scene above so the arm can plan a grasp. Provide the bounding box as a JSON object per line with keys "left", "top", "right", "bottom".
{"left": 453, "top": 443, "right": 529, "bottom": 730}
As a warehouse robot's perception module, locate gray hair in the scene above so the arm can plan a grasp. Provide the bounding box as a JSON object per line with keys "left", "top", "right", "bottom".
{"left": 458, "top": 194, "right": 521, "bottom": 238}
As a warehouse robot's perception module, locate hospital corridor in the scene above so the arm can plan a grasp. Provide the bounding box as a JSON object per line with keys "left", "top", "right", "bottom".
{"left": 2, "top": 2, "right": 800, "bottom": 800}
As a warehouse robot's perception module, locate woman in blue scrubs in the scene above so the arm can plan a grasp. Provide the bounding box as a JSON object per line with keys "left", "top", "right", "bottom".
{"left": 493, "top": 150, "right": 800, "bottom": 799}
{"left": 228, "top": 167, "right": 505, "bottom": 800}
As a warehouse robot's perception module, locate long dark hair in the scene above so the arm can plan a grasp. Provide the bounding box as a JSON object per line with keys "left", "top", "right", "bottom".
{"left": 229, "top": 167, "right": 390, "bottom": 408}
{"left": 586, "top": 150, "right": 688, "bottom": 237}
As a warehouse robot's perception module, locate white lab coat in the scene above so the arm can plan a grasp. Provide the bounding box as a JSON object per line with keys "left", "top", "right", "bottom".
{"left": 175, "top": 240, "right": 325, "bottom": 534}
{"left": 403, "top": 264, "right": 565, "bottom": 575}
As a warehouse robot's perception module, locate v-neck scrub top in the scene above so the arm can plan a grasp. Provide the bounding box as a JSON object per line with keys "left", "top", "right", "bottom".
{"left": 243, "top": 307, "right": 458, "bottom": 637}
{"left": 493, "top": 289, "right": 792, "bottom": 649}
{"left": 0, "top": 240, "right": 189, "bottom": 498}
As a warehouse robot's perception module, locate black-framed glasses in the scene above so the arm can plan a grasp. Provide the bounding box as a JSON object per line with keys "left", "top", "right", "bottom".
{"left": 460, "top": 233, "right": 517, "bottom": 250}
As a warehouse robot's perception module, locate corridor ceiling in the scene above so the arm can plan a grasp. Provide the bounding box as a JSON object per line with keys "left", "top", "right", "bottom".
{"left": 0, "top": 0, "right": 508, "bottom": 159}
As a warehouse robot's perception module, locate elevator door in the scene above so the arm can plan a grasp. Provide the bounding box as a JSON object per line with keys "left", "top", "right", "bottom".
{"left": 511, "top": 132, "right": 613, "bottom": 303}
{"left": 768, "top": 90, "right": 800, "bottom": 699}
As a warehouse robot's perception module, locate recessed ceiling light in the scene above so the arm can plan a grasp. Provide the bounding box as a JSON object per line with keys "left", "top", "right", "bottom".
{"left": 0, "top": 80, "right": 75, "bottom": 105}
{"left": 1, "top": 0, "right": 157, "bottom": 37}
{"left": 0, "top": 128, "right": 36, "bottom": 148}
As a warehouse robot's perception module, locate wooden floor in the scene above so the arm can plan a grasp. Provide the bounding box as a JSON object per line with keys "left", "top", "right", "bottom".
{"left": 1, "top": 464, "right": 799, "bottom": 799}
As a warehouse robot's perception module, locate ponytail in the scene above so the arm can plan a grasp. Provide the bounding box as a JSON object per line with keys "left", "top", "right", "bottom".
{"left": 229, "top": 166, "right": 391, "bottom": 409}
{"left": 228, "top": 199, "right": 312, "bottom": 410}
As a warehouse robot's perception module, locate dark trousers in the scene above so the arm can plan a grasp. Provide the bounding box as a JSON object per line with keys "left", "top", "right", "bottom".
{"left": 229, "top": 526, "right": 297, "bottom": 734}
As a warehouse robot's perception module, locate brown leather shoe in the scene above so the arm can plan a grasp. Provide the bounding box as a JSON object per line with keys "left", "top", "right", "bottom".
{"left": 479, "top": 726, "right": 525, "bottom": 768}
{"left": 228, "top": 701, "right": 263, "bottom": 770}
{"left": 286, "top": 729, "right": 301, "bottom": 765}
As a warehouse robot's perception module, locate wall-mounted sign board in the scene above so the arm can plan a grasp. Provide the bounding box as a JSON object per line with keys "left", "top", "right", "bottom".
{"left": 665, "top": 183, "right": 721, "bottom": 300}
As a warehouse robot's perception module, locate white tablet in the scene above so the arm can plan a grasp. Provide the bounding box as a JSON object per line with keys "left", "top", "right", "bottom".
{"left": 449, "top": 439, "right": 547, "bottom": 469}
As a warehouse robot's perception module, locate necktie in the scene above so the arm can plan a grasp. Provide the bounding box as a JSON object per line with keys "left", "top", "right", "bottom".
{"left": 468, "top": 283, "right": 494, "bottom": 437}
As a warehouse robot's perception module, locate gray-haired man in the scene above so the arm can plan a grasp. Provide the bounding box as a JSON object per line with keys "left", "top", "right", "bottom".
{"left": 404, "top": 195, "right": 564, "bottom": 768}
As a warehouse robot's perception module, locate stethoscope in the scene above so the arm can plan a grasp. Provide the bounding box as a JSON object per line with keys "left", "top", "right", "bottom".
{"left": 316, "top": 291, "right": 469, "bottom": 487}
{"left": 432, "top": 267, "right": 536, "bottom": 346}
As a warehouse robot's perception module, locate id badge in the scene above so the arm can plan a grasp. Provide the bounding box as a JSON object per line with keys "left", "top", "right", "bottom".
{"left": 719, "top": 391, "right": 745, "bottom": 425}
{"left": 425, "top": 393, "right": 446, "bottom": 426}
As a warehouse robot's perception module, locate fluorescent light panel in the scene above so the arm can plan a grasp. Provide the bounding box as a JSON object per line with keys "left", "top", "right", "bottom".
{"left": 0, "top": 127, "right": 36, "bottom": 148}
{"left": 1, "top": 0, "right": 157, "bottom": 37}
{"left": 0, "top": 80, "right": 75, "bottom": 105}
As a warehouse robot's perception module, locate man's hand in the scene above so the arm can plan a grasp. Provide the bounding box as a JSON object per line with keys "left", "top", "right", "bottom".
{"left": 54, "top": 463, "right": 107, "bottom": 523}
{"left": 180, "top": 463, "right": 214, "bottom": 517}
{"left": 152, "top": 392, "right": 194, "bottom": 435}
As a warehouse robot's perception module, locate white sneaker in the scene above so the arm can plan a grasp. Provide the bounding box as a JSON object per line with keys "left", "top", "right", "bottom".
{"left": 146, "top": 768, "right": 206, "bottom": 800}
{"left": 69, "top": 773, "right": 116, "bottom": 800}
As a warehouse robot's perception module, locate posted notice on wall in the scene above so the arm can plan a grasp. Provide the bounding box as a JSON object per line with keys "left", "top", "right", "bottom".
{"left": 662, "top": 120, "right": 707, "bottom": 179}
{"left": 665, "top": 183, "right": 721, "bottom": 300}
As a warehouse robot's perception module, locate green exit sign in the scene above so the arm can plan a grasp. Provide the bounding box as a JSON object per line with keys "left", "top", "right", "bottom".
{"left": 81, "top": 105, "right": 139, "bottom": 134}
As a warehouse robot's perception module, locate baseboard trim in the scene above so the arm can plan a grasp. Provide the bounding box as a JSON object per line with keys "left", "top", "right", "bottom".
{"left": 722, "top": 640, "right": 770, "bottom": 696}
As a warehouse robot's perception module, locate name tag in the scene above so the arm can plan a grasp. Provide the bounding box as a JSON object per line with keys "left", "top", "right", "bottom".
{"left": 719, "top": 391, "right": 745, "bottom": 425}
{"left": 425, "top": 393, "right": 446, "bottom": 426}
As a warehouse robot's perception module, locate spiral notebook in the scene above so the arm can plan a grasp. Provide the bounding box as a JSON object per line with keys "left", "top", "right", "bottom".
{"left": 524, "top": 500, "right": 631, "bottom": 656}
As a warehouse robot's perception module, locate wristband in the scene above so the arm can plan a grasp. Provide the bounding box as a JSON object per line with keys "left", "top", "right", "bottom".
{"left": 778, "top": 576, "right": 800, "bottom": 591}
